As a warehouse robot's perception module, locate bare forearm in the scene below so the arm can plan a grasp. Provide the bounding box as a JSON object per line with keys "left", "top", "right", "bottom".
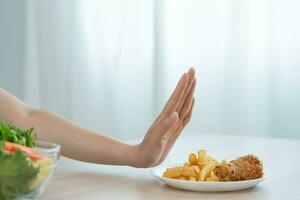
{"left": 0, "top": 89, "right": 139, "bottom": 166}
{"left": 26, "top": 109, "right": 139, "bottom": 166}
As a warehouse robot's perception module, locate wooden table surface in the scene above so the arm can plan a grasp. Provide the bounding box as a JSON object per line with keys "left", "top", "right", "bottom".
{"left": 40, "top": 133, "right": 300, "bottom": 200}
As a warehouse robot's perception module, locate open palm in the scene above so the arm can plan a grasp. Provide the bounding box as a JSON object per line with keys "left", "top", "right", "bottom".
{"left": 135, "top": 68, "right": 196, "bottom": 168}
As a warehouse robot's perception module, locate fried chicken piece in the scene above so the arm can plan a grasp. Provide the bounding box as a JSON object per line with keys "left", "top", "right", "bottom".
{"left": 213, "top": 155, "right": 263, "bottom": 181}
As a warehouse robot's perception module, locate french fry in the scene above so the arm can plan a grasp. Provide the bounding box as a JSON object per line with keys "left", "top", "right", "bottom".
{"left": 188, "top": 153, "right": 198, "bottom": 165}
{"left": 198, "top": 150, "right": 207, "bottom": 165}
{"left": 199, "top": 161, "right": 216, "bottom": 181}
{"left": 188, "top": 176, "right": 197, "bottom": 181}
{"left": 181, "top": 165, "right": 200, "bottom": 177}
{"left": 163, "top": 167, "right": 182, "bottom": 178}
{"left": 177, "top": 176, "right": 187, "bottom": 180}
{"left": 205, "top": 171, "right": 219, "bottom": 182}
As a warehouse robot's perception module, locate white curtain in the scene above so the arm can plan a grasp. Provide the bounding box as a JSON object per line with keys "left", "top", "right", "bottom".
{"left": 24, "top": 0, "right": 154, "bottom": 139}
{"left": 23, "top": 0, "right": 300, "bottom": 139}
{"left": 158, "top": 0, "right": 300, "bottom": 138}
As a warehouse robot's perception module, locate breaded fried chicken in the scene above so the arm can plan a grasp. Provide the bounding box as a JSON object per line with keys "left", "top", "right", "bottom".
{"left": 213, "top": 155, "right": 263, "bottom": 181}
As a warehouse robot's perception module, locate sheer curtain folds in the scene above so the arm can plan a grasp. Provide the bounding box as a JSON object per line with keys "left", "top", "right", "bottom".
{"left": 23, "top": 0, "right": 300, "bottom": 139}
{"left": 24, "top": 0, "right": 154, "bottom": 139}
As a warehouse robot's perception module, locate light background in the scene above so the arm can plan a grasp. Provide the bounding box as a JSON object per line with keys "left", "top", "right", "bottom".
{"left": 0, "top": 0, "right": 299, "bottom": 140}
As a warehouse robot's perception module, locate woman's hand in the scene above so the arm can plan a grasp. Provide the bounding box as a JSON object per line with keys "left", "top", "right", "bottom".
{"left": 133, "top": 68, "right": 196, "bottom": 168}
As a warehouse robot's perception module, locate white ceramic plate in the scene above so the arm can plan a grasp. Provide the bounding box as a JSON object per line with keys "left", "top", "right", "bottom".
{"left": 152, "top": 163, "right": 270, "bottom": 192}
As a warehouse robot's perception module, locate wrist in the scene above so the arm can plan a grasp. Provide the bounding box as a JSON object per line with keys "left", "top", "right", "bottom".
{"left": 126, "top": 143, "right": 141, "bottom": 168}
{"left": 128, "top": 142, "right": 155, "bottom": 168}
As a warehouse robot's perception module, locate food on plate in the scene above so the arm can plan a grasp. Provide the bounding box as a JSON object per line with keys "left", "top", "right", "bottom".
{"left": 0, "top": 122, "right": 53, "bottom": 200}
{"left": 213, "top": 155, "right": 263, "bottom": 181}
{"left": 162, "top": 149, "right": 263, "bottom": 182}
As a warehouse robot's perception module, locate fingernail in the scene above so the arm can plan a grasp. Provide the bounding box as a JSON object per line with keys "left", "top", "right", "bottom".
{"left": 184, "top": 73, "right": 189, "bottom": 79}
{"left": 189, "top": 67, "right": 195, "bottom": 74}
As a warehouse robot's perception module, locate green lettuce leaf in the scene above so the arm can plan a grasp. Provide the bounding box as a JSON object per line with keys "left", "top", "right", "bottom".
{"left": 0, "top": 122, "right": 36, "bottom": 147}
{"left": 0, "top": 149, "right": 39, "bottom": 200}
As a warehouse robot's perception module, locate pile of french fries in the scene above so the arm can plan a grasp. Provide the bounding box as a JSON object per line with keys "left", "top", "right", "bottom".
{"left": 163, "top": 150, "right": 223, "bottom": 182}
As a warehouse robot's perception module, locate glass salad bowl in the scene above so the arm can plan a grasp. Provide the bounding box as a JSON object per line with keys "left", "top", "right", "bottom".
{"left": 0, "top": 141, "right": 60, "bottom": 200}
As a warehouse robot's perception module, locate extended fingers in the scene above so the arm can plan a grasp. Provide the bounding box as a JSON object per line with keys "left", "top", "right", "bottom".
{"left": 176, "top": 68, "right": 196, "bottom": 113}
{"left": 148, "top": 72, "right": 188, "bottom": 132}
{"left": 147, "top": 69, "right": 194, "bottom": 136}
{"left": 179, "top": 79, "right": 196, "bottom": 119}
{"left": 183, "top": 98, "right": 195, "bottom": 127}
{"left": 162, "top": 73, "right": 189, "bottom": 115}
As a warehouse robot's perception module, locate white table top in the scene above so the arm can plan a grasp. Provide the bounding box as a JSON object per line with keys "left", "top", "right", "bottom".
{"left": 40, "top": 133, "right": 300, "bottom": 200}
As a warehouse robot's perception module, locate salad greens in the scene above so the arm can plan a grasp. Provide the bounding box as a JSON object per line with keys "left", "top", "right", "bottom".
{"left": 0, "top": 122, "right": 36, "bottom": 147}
{"left": 0, "top": 148, "right": 39, "bottom": 200}
{"left": 0, "top": 123, "right": 39, "bottom": 200}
